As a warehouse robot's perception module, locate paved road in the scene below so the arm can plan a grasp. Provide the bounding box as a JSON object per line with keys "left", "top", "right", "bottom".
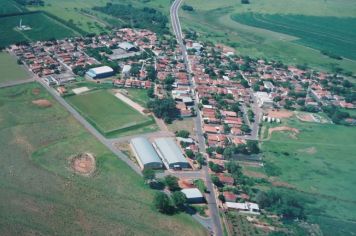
{"left": 37, "top": 79, "right": 142, "bottom": 176}
{"left": 0, "top": 78, "right": 35, "bottom": 88}
{"left": 171, "top": 1, "right": 223, "bottom": 235}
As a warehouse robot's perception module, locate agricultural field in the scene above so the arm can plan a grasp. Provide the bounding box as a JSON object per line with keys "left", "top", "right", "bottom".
{"left": 0, "top": 52, "right": 29, "bottom": 83}
{"left": 181, "top": 0, "right": 356, "bottom": 74}
{"left": 66, "top": 89, "right": 156, "bottom": 136}
{"left": 0, "top": 12, "right": 78, "bottom": 47}
{"left": 26, "top": 0, "right": 171, "bottom": 34}
{"left": 0, "top": 0, "right": 25, "bottom": 15}
{"left": 232, "top": 13, "right": 356, "bottom": 60}
{"left": 0, "top": 82, "right": 206, "bottom": 235}
{"left": 260, "top": 117, "right": 356, "bottom": 235}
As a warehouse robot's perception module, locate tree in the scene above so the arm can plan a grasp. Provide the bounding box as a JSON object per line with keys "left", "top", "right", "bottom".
{"left": 185, "top": 149, "right": 195, "bottom": 158}
{"left": 164, "top": 75, "right": 175, "bottom": 90}
{"left": 241, "top": 124, "right": 251, "bottom": 133}
{"left": 153, "top": 192, "right": 173, "bottom": 214}
{"left": 147, "top": 85, "right": 155, "bottom": 98}
{"left": 172, "top": 191, "right": 187, "bottom": 210}
{"left": 142, "top": 169, "right": 155, "bottom": 182}
{"left": 147, "top": 98, "right": 178, "bottom": 121}
{"left": 165, "top": 175, "right": 180, "bottom": 191}
{"left": 209, "top": 161, "right": 222, "bottom": 173}
{"left": 196, "top": 153, "right": 206, "bottom": 167}
{"left": 211, "top": 175, "right": 223, "bottom": 187}
{"left": 218, "top": 194, "right": 226, "bottom": 203}
{"left": 176, "top": 130, "right": 190, "bottom": 138}
{"left": 247, "top": 140, "right": 260, "bottom": 154}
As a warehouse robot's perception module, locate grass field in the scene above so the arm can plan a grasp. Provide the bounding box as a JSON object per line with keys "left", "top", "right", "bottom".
{"left": 232, "top": 13, "right": 356, "bottom": 60}
{"left": 0, "top": 0, "right": 25, "bottom": 15}
{"left": 0, "top": 12, "right": 78, "bottom": 47}
{"left": 261, "top": 117, "right": 356, "bottom": 235}
{"left": 0, "top": 82, "right": 206, "bottom": 235}
{"left": 66, "top": 90, "right": 155, "bottom": 136}
{"left": 124, "top": 88, "right": 150, "bottom": 108}
{"left": 0, "top": 52, "right": 29, "bottom": 83}
{"left": 181, "top": 0, "right": 356, "bottom": 74}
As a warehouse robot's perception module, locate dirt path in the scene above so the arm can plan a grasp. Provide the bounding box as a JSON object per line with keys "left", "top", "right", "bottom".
{"left": 114, "top": 92, "right": 147, "bottom": 115}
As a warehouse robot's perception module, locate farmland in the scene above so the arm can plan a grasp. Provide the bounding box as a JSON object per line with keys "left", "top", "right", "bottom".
{"left": 261, "top": 117, "right": 356, "bottom": 235}
{"left": 0, "top": 82, "right": 206, "bottom": 235}
{"left": 0, "top": 0, "right": 25, "bottom": 15}
{"left": 181, "top": 0, "right": 356, "bottom": 74}
{"left": 0, "top": 12, "right": 78, "bottom": 47}
{"left": 232, "top": 13, "right": 356, "bottom": 60}
{"left": 0, "top": 52, "right": 29, "bottom": 83}
{"left": 66, "top": 90, "right": 156, "bottom": 136}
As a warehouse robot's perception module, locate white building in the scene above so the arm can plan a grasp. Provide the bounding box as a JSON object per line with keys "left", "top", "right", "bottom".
{"left": 226, "top": 202, "right": 260, "bottom": 214}
{"left": 181, "top": 188, "right": 205, "bottom": 204}
{"left": 153, "top": 138, "right": 190, "bottom": 169}
{"left": 254, "top": 92, "right": 273, "bottom": 108}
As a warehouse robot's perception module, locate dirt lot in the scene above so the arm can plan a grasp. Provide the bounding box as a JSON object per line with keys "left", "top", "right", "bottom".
{"left": 32, "top": 99, "right": 52, "bottom": 108}
{"left": 297, "top": 113, "right": 315, "bottom": 122}
{"left": 267, "top": 109, "right": 294, "bottom": 118}
{"left": 70, "top": 153, "right": 96, "bottom": 176}
{"left": 266, "top": 126, "right": 300, "bottom": 140}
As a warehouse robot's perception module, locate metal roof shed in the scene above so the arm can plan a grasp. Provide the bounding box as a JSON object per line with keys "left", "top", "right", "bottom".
{"left": 153, "top": 138, "right": 190, "bottom": 169}
{"left": 130, "top": 137, "right": 163, "bottom": 170}
{"left": 181, "top": 188, "right": 205, "bottom": 204}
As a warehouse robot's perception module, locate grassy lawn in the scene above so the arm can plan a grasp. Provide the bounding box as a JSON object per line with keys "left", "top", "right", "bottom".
{"left": 66, "top": 89, "right": 154, "bottom": 135}
{"left": 125, "top": 88, "right": 150, "bottom": 108}
{"left": 0, "top": 82, "right": 206, "bottom": 236}
{"left": 0, "top": 12, "right": 78, "bottom": 47}
{"left": 0, "top": 0, "right": 25, "bottom": 15}
{"left": 181, "top": 0, "right": 356, "bottom": 74}
{"left": 168, "top": 117, "right": 196, "bottom": 136}
{"left": 261, "top": 117, "right": 356, "bottom": 235}
{"left": 0, "top": 52, "right": 29, "bottom": 83}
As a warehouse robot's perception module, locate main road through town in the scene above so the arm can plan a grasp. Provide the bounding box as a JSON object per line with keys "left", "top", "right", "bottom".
{"left": 171, "top": 0, "right": 224, "bottom": 235}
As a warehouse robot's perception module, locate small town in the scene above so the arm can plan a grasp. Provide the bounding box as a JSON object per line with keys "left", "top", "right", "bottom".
{"left": 3, "top": 21, "right": 355, "bottom": 235}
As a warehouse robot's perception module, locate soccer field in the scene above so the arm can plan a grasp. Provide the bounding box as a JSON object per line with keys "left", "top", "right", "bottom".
{"left": 0, "top": 52, "right": 29, "bottom": 83}
{"left": 66, "top": 90, "right": 155, "bottom": 135}
{"left": 0, "top": 82, "right": 206, "bottom": 235}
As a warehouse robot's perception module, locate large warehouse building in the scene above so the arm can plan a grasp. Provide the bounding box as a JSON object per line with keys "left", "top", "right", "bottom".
{"left": 153, "top": 138, "right": 190, "bottom": 169}
{"left": 86, "top": 66, "right": 114, "bottom": 79}
{"left": 130, "top": 137, "right": 163, "bottom": 170}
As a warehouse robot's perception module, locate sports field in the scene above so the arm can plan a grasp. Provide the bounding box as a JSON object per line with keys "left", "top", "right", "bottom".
{"left": 0, "top": 12, "right": 78, "bottom": 47}
{"left": 0, "top": 0, "right": 25, "bottom": 15}
{"left": 125, "top": 88, "right": 150, "bottom": 108}
{"left": 0, "top": 82, "right": 206, "bottom": 235}
{"left": 261, "top": 117, "right": 356, "bottom": 235}
{"left": 0, "top": 52, "right": 29, "bottom": 83}
{"left": 66, "top": 90, "right": 155, "bottom": 136}
{"left": 181, "top": 0, "right": 356, "bottom": 74}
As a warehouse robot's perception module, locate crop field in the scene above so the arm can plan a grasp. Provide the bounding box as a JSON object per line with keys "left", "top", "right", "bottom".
{"left": 0, "top": 82, "right": 206, "bottom": 235}
{"left": 232, "top": 13, "right": 356, "bottom": 60}
{"left": 181, "top": 0, "right": 356, "bottom": 74}
{"left": 66, "top": 90, "right": 155, "bottom": 136}
{"left": 0, "top": 12, "right": 78, "bottom": 47}
{"left": 0, "top": 0, "right": 25, "bottom": 15}
{"left": 0, "top": 52, "right": 29, "bottom": 83}
{"left": 261, "top": 117, "right": 356, "bottom": 235}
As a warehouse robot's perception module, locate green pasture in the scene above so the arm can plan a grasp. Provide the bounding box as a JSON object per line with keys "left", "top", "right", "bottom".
{"left": 181, "top": 0, "right": 356, "bottom": 74}
{"left": 0, "top": 12, "right": 78, "bottom": 47}
{"left": 0, "top": 0, "right": 25, "bottom": 15}
{"left": 125, "top": 88, "right": 150, "bottom": 108}
{"left": 66, "top": 89, "right": 154, "bottom": 135}
{"left": 0, "top": 82, "right": 206, "bottom": 236}
{"left": 0, "top": 52, "right": 29, "bottom": 83}
{"left": 261, "top": 117, "right": 356, "bottom": 235}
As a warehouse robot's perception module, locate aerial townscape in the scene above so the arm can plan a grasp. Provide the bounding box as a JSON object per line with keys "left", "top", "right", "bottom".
{"left": 0, "top": 0, "right": 355, "bottom": 235}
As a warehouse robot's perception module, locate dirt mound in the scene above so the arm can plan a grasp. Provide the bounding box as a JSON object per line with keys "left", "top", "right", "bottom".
{"left": 267, "top": 109, "right": 293, "bottom": 118}
{"left": 32, "top": 99, "right": 52, "bottom": 108}
{"left": 70, "top": 153, "right": 96, "bottom": 176}
{"left": 32, "top": 88, "right": 41, "bottom": 95}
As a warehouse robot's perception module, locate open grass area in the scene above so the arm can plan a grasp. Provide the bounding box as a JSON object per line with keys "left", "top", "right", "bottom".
{"left": 0, "top": 82, "right": 206, "bottom": 235}
{"left": 0, "top": 52, "right": 29, "bottom": 83}
{"left": 232, "top": 13, "right": 356, "bottom": 60}
{"left": 181, "top": 0, "right": 356, "bottom": 75}
{"left": 0, "top": 0, "right": 25, "bottom": 15}
{"left": 261, "top": 117, "right": 356, "bottom": 235}
{"left": 124, "top": 88, "right": 150, "bottom": 108}
{"left": 66, "top": 89, "right": 155, "bottom": 136}
{"left": 0, "top": 12, "right": 78, "bottom": 47}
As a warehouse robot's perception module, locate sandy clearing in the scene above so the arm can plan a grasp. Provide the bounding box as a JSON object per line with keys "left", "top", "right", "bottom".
{"left": 32, "top": 99, "right": 52, "bottom": 108}
{"left": 267, "top": 109, "right": 293, "bottom": 118}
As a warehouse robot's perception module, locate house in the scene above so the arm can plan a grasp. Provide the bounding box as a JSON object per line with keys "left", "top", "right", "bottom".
{"left": 181, "top": 188, "right": 205, "bottom": 204}
{"left": 226, "top": 202, "right": 260, "bottom": 214}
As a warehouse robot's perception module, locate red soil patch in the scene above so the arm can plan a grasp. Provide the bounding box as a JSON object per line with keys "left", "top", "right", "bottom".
{"left": 32, "top": 99, "right": 52, "bottom": 108}
{"left": 178, "top": 179, "right": 195, "bottom": 189}
{"left": 297, "top": 113, "right": 314, "bottom": 122}
{"left": 70, "top": 153, "right": 96, "bottom": 176}
{"left": 268, "top": 126, "right": 299, "bottom": 139}
{"left": 32, "top": 88, "right": 41, "bottom": 95}
{"left": 267, "top": 109, "right": 293, "bottom": 118}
